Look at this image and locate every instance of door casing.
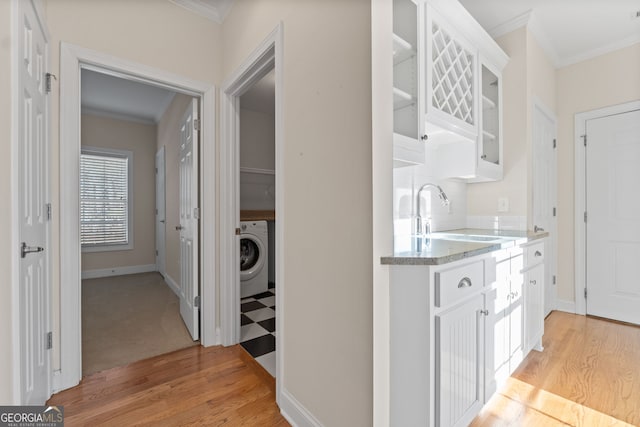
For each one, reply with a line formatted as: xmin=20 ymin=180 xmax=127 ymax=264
xmin=574 ymin=100 xmax=640 ymax=315
xmin=57 ymin=43 xmax=216 ymax=393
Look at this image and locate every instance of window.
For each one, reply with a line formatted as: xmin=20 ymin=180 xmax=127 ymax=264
xmin=80 ymin=147 xmax=133 ymax=251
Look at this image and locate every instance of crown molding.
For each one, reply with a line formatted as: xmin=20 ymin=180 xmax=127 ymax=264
xmin=488 ymin=9 xmax=533 ymax=39
xmin=169 ymin=0 xmax=233 ymax=24
xmin=558 ymin=35 xmax=640 ymax=68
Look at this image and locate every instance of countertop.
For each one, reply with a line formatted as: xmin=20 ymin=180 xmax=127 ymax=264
xmin=381 ymin=228 xmax=549 ymax=266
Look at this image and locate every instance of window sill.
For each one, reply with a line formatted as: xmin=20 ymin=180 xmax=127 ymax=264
xmin=82 ymin=243 xmax=133 ymax=253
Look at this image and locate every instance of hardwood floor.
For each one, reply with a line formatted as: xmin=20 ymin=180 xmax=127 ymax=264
xmin=472 ymin=311 xmax=640 ymax=426
xmin=47 ymin=345 xmax=289 ymax=426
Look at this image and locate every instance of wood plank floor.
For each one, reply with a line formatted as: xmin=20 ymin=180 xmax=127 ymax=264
xmin=472 ymin=311 xmax=640 ymax=426
xmin=47 ymin=345 xmax=289 ymax=426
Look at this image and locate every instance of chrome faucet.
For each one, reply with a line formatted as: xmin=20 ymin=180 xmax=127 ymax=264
xmin=415 ymin=183 xmax=450 ymax=235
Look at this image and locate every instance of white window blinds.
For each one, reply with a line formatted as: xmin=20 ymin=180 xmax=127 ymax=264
xmin=80 ymin=150 xmax=131 ymax=247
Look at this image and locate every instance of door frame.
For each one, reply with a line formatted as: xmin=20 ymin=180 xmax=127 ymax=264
xmin=57 ymin=43 xmax=216 ymax=392
xmin=156 ymin=146 xmax=166 ymax=277
xmin=574 ymin=100 xmax=640 ymax=315
xmin=219 ymin=23 xmax=284 ymax=401
xmin=532 ymin=97 xmax=557 ymax=316
xmin=10 ymin=0 xmax=52 ymax=404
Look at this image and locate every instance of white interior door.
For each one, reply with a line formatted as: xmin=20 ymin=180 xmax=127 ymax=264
xmin=178 ymin=99 xmax=199 ymax=340
xmin=532 ymin=104 xmax=557 ymax=317
xmin=18 ymin=0 xmax=51 ymax=404
xmin=586 ymin=109 xmax=640 ymax=325
xmin=156 ymin=147 xmax=166 ymax=277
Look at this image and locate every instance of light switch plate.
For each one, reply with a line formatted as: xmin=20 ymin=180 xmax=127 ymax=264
xmin=498 ymin=197 xmax=509 ymax=212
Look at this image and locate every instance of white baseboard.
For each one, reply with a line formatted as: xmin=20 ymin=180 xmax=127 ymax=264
xmin=81 ymin=264 xmax=157 ymax=279
xmin=164 ymin=273 xmax=180 ymax=297
xmin=555 ymin=298 xmax=576 ymax=314
xmin=280 ymin=388 xmax=323 ymax=427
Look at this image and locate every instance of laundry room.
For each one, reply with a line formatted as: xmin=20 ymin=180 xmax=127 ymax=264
xmin=237 ymin=70 xmax=277 ymax=376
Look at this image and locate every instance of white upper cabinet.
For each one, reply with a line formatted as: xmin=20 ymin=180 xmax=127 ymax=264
xmin=393 ymin=0 xmax=426 ymax=168
xmin=392 ymin=0 xmax=508 ymax=180
xmin=424 ymin=4 xmax=478 ymax=142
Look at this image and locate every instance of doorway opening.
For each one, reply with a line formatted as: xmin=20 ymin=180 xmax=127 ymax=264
xmin=79 ymin=69 xmax=200 ymax=375
xmin=220 ymin=24 xmax=283 ymax=401
xmin=58 ymin=43 xmax=215 ymax=393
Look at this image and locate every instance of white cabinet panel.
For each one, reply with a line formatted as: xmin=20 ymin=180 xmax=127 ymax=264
xmin=436 ymin=294 xmax=485 ymax=427
xmin=525 ymin=264 xmax=544 ymax=353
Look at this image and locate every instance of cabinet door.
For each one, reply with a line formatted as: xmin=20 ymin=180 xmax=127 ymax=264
xmin=425 ymin=5 xmax=478 ymax=141
xmin=489 ymin=278 xmax=511 ymax=392
xmin=525 ymin=264 xmax=545 ymax=353
xmin=473 ymin=58 xmax=503 ymax=182
xmin=436 ymin=294 xmax=485 ymax=427
xmin=508 ymin=274 xmax=524 ymax=371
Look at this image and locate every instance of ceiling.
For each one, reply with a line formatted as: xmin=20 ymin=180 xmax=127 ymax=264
xmin=81 ymin=70 xmax=176 ymax=124
xmin=459 ymin=0 xmax=640 ymax=67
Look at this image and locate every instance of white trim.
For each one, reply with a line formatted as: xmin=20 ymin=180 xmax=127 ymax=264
xmin=169 ymin=0 xmax=233 ymax=24
xmin=554 ymin=299 xmax=576 ymax=314
xmin=558 ymin=36 xmax=640 ymax=68
xmin=58 ymin=43 xmax=216 ymax=393
xmin=80 ymin=264 xmax=157 ymax=280
xmin=10 ymin=0 xmax=21 ymax=404
xmin=163 ymin=273 xmax=180 ymax=297
xmin=81 ymin=106 xmax=157 ymax=125
xmin=220 ymin=22 xmax=284 ymax=405
xmin=574 ymin=100 xmax=640 ymax=317
xmin=488 ymin=9 xmax=532 ymax=39
xmin=280 ymin=388 xmax=323 ymax=427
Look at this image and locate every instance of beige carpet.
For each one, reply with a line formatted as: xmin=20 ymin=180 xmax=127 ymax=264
xmin=82 ymin=272 xmax=197 ymax=375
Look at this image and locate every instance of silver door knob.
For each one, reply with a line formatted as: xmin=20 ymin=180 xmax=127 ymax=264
xmin=175 ymin=225 xmax=184 ymax=230
xmin=21 ymin=242 xmax=44 ymax=258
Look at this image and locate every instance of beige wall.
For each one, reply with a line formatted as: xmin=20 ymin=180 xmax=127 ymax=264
xmin=223 ymin=0 xmax=373 ymax=424
xmin=45 ymin=0 xmax=222 ymax=372
xmin=556 ymin=43 xmax=640 ymax=302
xmin=80 ymin=114 xmax=157 ymax=272
xmin=157 ymin=94 xmax=194 ymax=285
xmin=0 ymin=0 xmax=14 ymax=404
xmin=239 ymin=108 xmax=275 ymax=170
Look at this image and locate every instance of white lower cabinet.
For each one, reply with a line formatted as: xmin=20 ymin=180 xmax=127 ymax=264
xmin=436 ymin=294 xmax=485 ymax=427
xmin=389 ymin=239 xmax=547 ymax=426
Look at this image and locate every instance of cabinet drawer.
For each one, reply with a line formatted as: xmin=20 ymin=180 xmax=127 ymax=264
xmin=435 ymin=260 xmax=484 ymax=308
xmin=525 ymin=241 xmax=545 ymax=266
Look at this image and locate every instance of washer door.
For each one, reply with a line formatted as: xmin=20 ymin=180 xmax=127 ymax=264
xmin=240 ymin=234 xmax=266 ymax=280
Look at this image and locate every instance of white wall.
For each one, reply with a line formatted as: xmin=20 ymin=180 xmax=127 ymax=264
xmin=556 ymin=43 xmax=640 ymax=303
xmin=81 ymin=113 xmax=157 ymax=273
xmin=44 ymin=0 xmax=222 ymax=372
xmin=239 ymin=108 xmax=275 ymax=211
xmin=223 ymin=1 xmax=373 ymax=425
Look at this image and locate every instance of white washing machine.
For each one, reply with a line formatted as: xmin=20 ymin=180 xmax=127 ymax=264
xmin=240 ymin=220 xmax=269 ymax=298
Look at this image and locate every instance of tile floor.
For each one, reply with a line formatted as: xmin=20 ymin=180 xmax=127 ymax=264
xmin=240 ymin=284 xmax=276 ymax=376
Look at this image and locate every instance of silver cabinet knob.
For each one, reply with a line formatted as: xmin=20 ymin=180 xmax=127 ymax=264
xmin=176 ymin=225 xmax=184 ymax=230
xmin=534 ymin=250 xmax=542 ymax=257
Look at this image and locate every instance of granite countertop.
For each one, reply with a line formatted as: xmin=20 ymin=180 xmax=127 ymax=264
xmin=381 ymin=228 xmax=549 ymax=266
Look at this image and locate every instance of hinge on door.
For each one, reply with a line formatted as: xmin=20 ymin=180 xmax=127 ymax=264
xmin=155 ymin=250 xmax=158 ymax=256
xmin=552 ymin=207 xmax=556 ymax=217
xmin=46 ymin=203 xmax=52 ymax=221
xmin=194 ymin=295 xmax=201 ymax=308
xmin=193 ymin=208 xmax=200 ymax=219
xmin=584 ymin=211 xmax=587 ymax=223
xmin=235 ymin=228 xmax=241 ymax=236
xmin=46 ymin=332 xmax=52 ymax=350
xmin=553 ymin=275 xmax=556 ymax=285
xmin=553 ymin=138 xmax=557 ymax=149
xmin=584 ymin=288 xmax=588 ymax=299
xmin=45 ymin=73 xmax=57 ymax=94
xmin=581 ymin=134 xmax=587 ymax=146
xmin=193 ymin=119 xmax=201 ymax=131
